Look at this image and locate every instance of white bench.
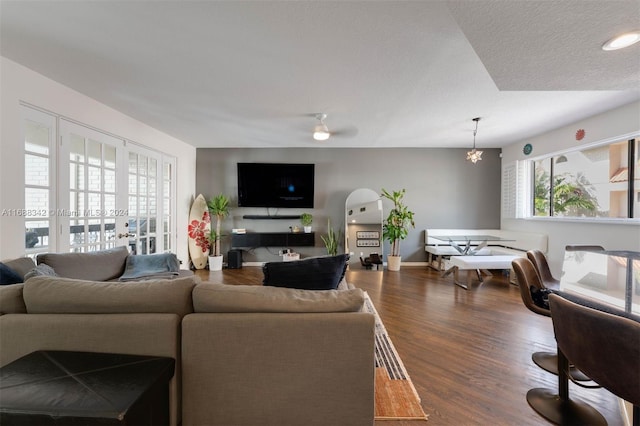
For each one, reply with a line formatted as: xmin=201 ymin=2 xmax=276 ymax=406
xmin=443 ymin=255 xmax=519 ymax=289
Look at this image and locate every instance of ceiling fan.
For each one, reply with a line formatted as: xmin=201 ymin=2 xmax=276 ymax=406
xmin=311 ymin=113 xmax=357 ymax=141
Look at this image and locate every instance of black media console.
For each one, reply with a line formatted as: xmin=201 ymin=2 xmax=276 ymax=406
xmin=231 ymin=232 xmax=314 ymax=248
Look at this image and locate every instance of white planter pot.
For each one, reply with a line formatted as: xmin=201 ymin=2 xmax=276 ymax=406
xmin=208 ymin=255 xmax=223 ymax=271
xmin=387 ymin=255 xmax=402 ymax=271
xmin=304 ymin=226 xmax=312 ymax=233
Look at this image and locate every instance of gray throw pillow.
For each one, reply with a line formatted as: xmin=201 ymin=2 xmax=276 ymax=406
xmin=24 ymin=264 xmax=58 ymax=281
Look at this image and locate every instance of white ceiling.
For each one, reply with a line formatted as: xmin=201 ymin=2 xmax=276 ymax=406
xmin=1 ymin=0 xmax=639 ymax=149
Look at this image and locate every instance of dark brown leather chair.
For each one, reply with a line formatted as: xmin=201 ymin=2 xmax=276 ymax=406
xmin=549 ymin=294 xmax=640 ymax=425
xmin=526 ymin=250 xmax=560 ymax=291
xmin=512 ymin=258 xmax=589 ymax=376
xmin=512 ymin=258 xmax=557 ymax=375
xmin=564 ymin=245 xmax=605 ymax=252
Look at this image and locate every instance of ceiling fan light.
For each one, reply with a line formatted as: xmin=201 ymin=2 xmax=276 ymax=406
xmin=313 ymin=123 xmax=330 ymax=141
xmin=602 ymin=31 xmax=640 ymax=50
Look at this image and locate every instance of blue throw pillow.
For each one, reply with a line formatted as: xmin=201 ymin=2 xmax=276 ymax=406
xmin=263 ymin=254 xmax=349 ymax=290
xmin=0 ymin=262 xmax=23 ymax=285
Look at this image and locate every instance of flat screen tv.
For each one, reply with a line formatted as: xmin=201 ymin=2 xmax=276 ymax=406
xmin=237 ymin=163 xmax=315 ymax=208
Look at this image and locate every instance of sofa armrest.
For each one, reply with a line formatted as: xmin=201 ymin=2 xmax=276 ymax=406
xmin=182 ymin=312 xmax=375 ymax=426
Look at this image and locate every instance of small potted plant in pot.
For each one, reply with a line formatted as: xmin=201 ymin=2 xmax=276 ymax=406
xmin=207 ymin=194 xmax=230 ymax=271
xmin=300 ymin=213 xmax=313 ymax=233
xmin=381 ymin=188 xmax=415 ymax=271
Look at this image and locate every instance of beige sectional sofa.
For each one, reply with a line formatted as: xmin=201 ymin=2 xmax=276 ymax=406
xmin=0 ymin=264 xmax=375 ymax=425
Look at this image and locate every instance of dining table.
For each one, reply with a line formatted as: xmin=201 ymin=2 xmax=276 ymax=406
xmin=429 ymin=234 xmax=514 ymax=255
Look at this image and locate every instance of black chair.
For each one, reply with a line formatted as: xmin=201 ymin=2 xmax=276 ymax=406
xmin=549 ymin=294 xmax=640 ymax=426
xmin=368 ymin=253 xmax=383 ymax=270
xmin=526 ymin=250 xmax=560 ymax=291
xmin=360 ymin=257 xmax=373 ymax=270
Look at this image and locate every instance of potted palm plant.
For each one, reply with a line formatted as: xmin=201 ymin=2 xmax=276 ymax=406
xmin=300 ymin=213 xmax=313 ymax=233
xmin=207 ymin=194 xmax=230 ymax=271
xmin=381 ymin=188 xmax=415 ymax=271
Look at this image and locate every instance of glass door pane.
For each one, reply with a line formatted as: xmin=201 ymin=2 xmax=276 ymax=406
xmin=23 ymin=106 xmax=56 ymax=255
xmin=60 ymin=120 xmax=126 ymax=253
xmin=127 ymin=147 xmax=162 ymax=254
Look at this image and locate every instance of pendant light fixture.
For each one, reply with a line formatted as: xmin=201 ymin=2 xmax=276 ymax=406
xmin=466 ymin=117 xmax=483 ymax=164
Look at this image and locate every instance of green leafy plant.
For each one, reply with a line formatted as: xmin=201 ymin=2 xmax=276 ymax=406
xmin=300 ymin=213 xmax=313 ymax=226
xmin=381 ymin=188 xmax=415 ymax=257
xmin=321 ymin=218 xmax=341 ymax=256
xmin=534 ymin=170 xmax=597 ymax=217
xmin=207 ymin=194 xmax=230 ymax=256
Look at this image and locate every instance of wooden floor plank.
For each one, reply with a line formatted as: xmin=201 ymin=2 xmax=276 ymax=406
xmin=195 ymin=265 xmax=624 ymax=426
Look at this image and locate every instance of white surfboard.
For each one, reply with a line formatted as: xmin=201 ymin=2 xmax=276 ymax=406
xmin=188 ymin=194 xmax=211 ymax=270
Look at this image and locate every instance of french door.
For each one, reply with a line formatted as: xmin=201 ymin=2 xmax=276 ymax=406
xmin=59 ymin=120 xmax=128 ymax=252
xmin=23 ymin=105 xmax=176 ymax=255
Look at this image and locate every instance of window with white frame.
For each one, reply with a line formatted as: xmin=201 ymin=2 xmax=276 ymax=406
xmin=531 ymin=138 xmax=638 ymax=219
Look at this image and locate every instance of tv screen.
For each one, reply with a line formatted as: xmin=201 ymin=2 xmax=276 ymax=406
xmin=237 ymin=163 xmax=315 ymax=208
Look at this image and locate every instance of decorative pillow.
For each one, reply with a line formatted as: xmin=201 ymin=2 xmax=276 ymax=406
xmin=24 ymin=264 xmax=58 ymax=281
xmin=0 ymin=263 xmax=23 ymax=285
xmin=1 ymin=257 xmax=36 ymax=279
xmin=263 ymin=254 xmax=349 ymax=290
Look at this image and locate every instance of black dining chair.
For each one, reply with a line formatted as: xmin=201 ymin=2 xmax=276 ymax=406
xmin=549 ymin=294 xmax=640 ymax=425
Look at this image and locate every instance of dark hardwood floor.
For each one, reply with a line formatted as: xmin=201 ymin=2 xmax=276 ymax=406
xmin=195 ymin=266 xmax=624 ymax=426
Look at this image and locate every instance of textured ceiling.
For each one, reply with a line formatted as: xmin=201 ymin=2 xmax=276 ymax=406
xmin=1 ymin=0 xmax=639 ymax=149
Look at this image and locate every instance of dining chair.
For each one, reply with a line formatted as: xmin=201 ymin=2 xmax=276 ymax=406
xmin=549 ymin=294 xmax=640 ymax=425
xmin=564 ymin=245 xmax=605 ymax=252
xmin=511 ymin=258 xmax=589 ymax=377
xmin=368 ymin=253 xmax=383 ymax=270
xmin=526 ymin=250 xmax=560 ymax=291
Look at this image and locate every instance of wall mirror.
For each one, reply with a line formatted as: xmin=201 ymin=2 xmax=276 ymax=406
xmin=345 ymin=188 xmax=383 ymax=269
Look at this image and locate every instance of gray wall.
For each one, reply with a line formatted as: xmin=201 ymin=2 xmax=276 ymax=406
xmin=195 ymin=147 xmax=502 ymax=263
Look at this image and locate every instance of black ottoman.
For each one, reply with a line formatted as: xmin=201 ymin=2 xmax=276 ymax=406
xmin=0 ymin=350 xmax=175 ymax=425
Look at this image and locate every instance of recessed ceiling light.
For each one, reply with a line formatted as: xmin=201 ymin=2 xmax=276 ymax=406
xmin=602 ymin=30 xmax=640 ymax=51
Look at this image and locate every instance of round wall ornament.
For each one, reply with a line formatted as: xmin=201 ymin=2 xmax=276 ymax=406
xmin=576 ymin=129 xmax=585 ymax=141
xmin=523 ymin=143 xmax=533 ymax=155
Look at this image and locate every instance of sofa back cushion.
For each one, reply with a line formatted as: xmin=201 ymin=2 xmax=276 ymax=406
xmin=262 ymin=254 xmax=349 ymax=290
xmin=193 ymin=283 xmax=364 ymax=313
xmin=23 ymin=275 xmax=197 ymax=317
xmin=37 ymin=246 xmax=129 ymax=281
xmin=0 ymin=283 xmax=27 ymax=314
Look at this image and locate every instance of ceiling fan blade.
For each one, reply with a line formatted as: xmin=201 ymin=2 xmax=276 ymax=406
xmin=329 ymin=125 xmax=359 ymax=138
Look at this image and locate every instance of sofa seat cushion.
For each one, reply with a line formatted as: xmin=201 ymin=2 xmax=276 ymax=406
xmin=37 ymin=246 xmax=129 ymax=281
xmin=262 ymin=254 xmax=349 ymax=290
xmin=23 ymin=275 xmax=197 ymax=317
xmin=193 ymin=283 xmax=365 ymax=313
